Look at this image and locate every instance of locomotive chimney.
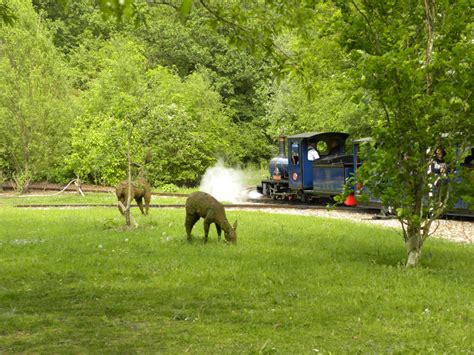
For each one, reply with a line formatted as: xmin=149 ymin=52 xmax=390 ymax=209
xmin=277 ymin=135 xmax=286 ymax=157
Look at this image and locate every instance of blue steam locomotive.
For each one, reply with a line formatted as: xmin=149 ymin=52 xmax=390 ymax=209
xmin=257 ymin=132 xmax=360 ymax=202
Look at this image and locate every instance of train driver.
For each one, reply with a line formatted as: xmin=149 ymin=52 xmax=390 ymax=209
xmin=308 ymin=143 xmax=320 ymax=161
xmin=328 ymin=140 xmax=340 ymax=155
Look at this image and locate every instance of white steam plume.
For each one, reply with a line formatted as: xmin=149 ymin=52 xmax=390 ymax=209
xmin=199 ymin=160 xmax=249 ymax=203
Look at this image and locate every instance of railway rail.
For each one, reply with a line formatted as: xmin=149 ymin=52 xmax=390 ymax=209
xmin=0 ymin=182 xmax=189 ymax=197
xmin=13 ymin=201 xmax=378 ymax=214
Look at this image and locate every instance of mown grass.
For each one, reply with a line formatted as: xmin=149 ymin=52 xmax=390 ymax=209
xmin=0 ymin=192 xmax=188 ymax=207
xmin=0 ymin=197 xmax=473 ymax=353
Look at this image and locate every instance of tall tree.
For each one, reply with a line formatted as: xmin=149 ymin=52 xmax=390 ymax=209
xmin=0 ymin=0 xmax=76 ymax=190
xmin=333 ymin=0 xmax=473 ymax=267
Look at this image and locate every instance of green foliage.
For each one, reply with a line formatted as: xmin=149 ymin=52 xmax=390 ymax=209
xmin=135 ymin=6 xmax=274 ymax=160
xmin=68 ymin=113 xmax=130 ymax=184
xmin=260 ymin=3 xmax=376 ymax=138
xmin=157 ymin=183 xmax=179 ymax=193
xmin=66 ymin=35 xmax=239 ymax=186
xmin=12 ymin=170 xmax=32 ymax=194
xmin=33 ymin=0 xmax=122 ymax=55
xmin=0 ymin=204 xmax=473 ymax=352
xmin=151 ymin=2 xmax=369 ymax=158
xmin=0 ymin=0 xmax=76 ymax=185
xmin=142 ymin=67 xmax=243 ymax=185
xmin=0 ymin=2 xmax=17 ymax=25
xmin=28 ymin=1 xmax=275 ymax=182
xmin=264 ymin=78 xmax=373 ymax=138
xmin=178 ymin=0 xmax=194 ymax=22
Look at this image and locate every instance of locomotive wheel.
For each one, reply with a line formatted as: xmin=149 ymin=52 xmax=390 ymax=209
xmin=268 ymin=185 xmax=277 ymax=199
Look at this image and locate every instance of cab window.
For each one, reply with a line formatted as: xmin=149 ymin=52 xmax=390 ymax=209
xmin=290 ymin=142 xmax=300 ymax=165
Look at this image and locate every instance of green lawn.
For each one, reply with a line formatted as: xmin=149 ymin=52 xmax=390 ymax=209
xmin=0 ymin=192 xmax=188 ymax=207
xmin=0 ymin=198 xmax=472 ymax=353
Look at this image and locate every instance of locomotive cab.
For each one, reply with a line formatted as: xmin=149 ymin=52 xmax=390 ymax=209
xmin=258 ymin=131 xmax=358 ymax=201
xmin=288 ymin=132 xmax=351 ymax=197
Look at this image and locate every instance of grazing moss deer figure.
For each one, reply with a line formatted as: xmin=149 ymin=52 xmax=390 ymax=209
xmin=185 ymin=191 xmax=237 ymax=244
xmin=115 ymin=177 xmax=151 ymax=215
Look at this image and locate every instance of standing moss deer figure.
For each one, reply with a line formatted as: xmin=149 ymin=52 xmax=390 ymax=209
xmin=185 ymin=191 xmax=237 ymax=244
xmin=115 ymin=177 xmax=151 ymax=215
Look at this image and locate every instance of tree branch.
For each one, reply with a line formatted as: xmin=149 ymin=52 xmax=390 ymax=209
xmin=197 ymin=0 xmax=293 ymax=65
xmin=144 ymin=0 xmax=178 ymax=10
xmin=349 ymin=0 xmax=381 ymax=54
xmin=423 ymin=0 xmax=436 ymax=94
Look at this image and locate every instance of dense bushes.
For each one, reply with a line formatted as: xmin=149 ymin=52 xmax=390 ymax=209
xmin=66 ymin=37 xmax=240 ymax=186
xmin=0 ymin=2 xmax=274 ymax=188
xmin=0 ymin=0 xmax=77 ymax=190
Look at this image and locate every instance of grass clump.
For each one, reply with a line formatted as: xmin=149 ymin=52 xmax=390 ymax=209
xmin=0 ymin=202 xmax=472 ymax=353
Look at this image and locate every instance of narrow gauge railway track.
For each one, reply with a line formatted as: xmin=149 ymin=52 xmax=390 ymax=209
xmin=5 ymin=185 xmax=471 ymax=220
xmin=13 ymin=201 xmax=382 ymax=217
xmin=1 ymin=184 xmax=189 ymax=197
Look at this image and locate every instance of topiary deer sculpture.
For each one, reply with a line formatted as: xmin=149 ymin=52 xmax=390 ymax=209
xmin=115 ymin=177 xmax=151 ymax=215
xmin=185 ymin=191 xmax=237 ymax=244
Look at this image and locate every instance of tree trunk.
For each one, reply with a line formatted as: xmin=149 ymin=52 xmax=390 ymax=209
xmin=118 ymin=200 xmax=137 ymax=228
xmin=125 ymin=206 xmax=131 ymax=227
xmin=125 ymin=130 xmax=133 ymax=227
xmin=405 ymin=225 xmax=423 ymax=268
xmin=121 ymin=126 xmax=137 ymax=228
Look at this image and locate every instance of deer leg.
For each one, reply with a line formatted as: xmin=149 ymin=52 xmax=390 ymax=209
xmin=215 ymin=224 xmax=222 ymax=242
xmin=144 ymin=191 xmax=151 ymax=215
xmin=185 ymin=213 xmax=200 ymax=242
xmin=135 ymin=197 xmax=145 ymax=215
xmin=203 ymin=220 xmax=211 ymax=244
